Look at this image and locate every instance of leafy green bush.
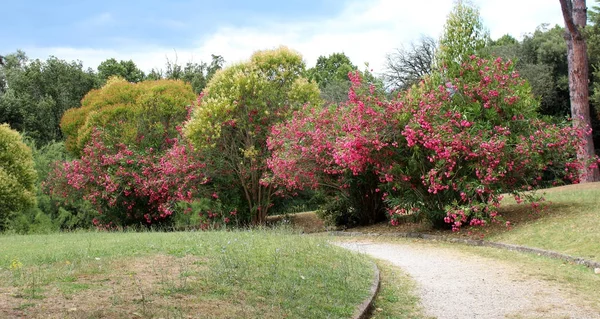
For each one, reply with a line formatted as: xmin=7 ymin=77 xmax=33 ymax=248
xmin=0 ymin=124 xmax=37 ymax=230
xmin=5 ymin=139 xmax=96 ymax=233
xmin=60 ymin=78 xmax=195 ymax=156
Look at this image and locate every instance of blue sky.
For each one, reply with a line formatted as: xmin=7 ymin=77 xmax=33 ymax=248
xmin=2 ymin=0 xmax=343 ymax=48
xmin=1 ymin=0 xmax=564 ymax=73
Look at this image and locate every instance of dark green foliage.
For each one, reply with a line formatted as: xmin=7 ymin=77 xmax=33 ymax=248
xmin=0 ymin=51 xmax=99 ymax=145
xmin=269 ymin=189 xmax=325 ymax=216
xmin=306 ymin=52 xmax=383 ymax=103
xmin=306 ymin=53 xmax=357 ymax=90
xmin=488 ymin=24 xmax=600 ymax=153
xmin=316 ymin=171 xmax=386 ymax=227
xmin=97 ymin=58 xmax=145 ymax=83
xmin=151 ymin=54 xmax=225 ymax=94
xmin=490 ymin=25 xmax=569 ymax=117
xmin=6 ymin=139 xmax=95 ymax=234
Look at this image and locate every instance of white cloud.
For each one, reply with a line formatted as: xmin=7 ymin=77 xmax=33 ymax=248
xmin=24 ymin=0 xmax=565 ymax=75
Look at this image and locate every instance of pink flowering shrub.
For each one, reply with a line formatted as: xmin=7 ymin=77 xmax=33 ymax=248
xmin=268 ymin=72 xmax=392 ymax=225
xmin=46 ymin=127 xmax=212 ymax=227
xmin=269 ymin=56 xmax=591 ymax=230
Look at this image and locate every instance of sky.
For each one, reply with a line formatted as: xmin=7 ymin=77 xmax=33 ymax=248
xmin=1 ymin=0 xmax=565 ymax=74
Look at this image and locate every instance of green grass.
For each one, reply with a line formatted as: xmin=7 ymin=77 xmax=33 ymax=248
xmin=370 ymin=260 xmax=430 ymax=319
xmin=0 ymin=228 xmax=375 ymax=318
xmin=486 ymin=183 xmax=600 ymax=260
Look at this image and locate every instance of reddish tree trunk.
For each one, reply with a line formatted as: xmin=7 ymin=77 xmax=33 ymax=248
xmin=560 ymin=0 xmax=599 ymax=182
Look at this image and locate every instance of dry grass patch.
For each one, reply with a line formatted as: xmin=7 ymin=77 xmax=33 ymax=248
xmin=267 ymin=211 xmax=326 ymax=233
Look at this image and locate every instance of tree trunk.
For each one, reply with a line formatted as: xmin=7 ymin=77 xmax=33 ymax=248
xmin=560 ymin=0 xmax=600 ymax=182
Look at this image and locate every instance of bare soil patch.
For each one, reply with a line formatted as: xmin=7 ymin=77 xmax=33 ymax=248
xmin=0 ymin=254 xmax=275 ymax=319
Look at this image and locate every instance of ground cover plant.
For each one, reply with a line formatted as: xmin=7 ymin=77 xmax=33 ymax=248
xmin=369 ymin=260 xmax=429 ymax=319
xmin=0 ymin=229 xmax=374 ymax=319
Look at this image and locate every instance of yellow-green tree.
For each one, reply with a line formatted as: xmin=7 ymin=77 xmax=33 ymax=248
xmin=437 ymin=0 xmax=489 ymax=74
xmin=0 ymin=123 xmax=37 ymax=230
xmin=60 ymin=77 xmax=196 ymax=155
xmin=184 ymin=46 xmax=321 ymax=224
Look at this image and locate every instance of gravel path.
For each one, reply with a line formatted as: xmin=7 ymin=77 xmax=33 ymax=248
xmin=336 ymin=240 xmax=599 ymax=319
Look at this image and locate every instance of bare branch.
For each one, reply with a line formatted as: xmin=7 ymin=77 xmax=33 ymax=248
xmin=383 ymin=35 xmax=436 ymax=91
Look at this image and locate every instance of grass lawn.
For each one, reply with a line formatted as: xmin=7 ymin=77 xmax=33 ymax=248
xmin=0 ymin=229 xmax=374 ymax=318
xmin=369 ymin=260 xmax=431 ymax=319
xmin=487 ymin=182 xmax=600 ymax=260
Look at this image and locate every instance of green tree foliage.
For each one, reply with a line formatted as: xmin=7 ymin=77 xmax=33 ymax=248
xmin=146 ymin=55 xmax=225 ymax=94
xmin=489 ymin=25 xmax=570 ymax=117
xmin=184 ymin=46 xmax=321 ymax=224
xmin=306 ymin=53 xmax=356 ymax=89
xmin=437 ymin=0 xmax=489 ymax=73
xmin=7 ymin=140 xmax=96 ymax=233
xmin=164 ymin=55 xmax=225 ymax=94
xmin=0 ymin=124 xmax=37 ymax=230
xmin=586 ymin=3 xmax=600 ymax=111
xmin=97 ymin=58 xmax=145 ymax=83
xmin=0 ymin=51 xmax=98 ymax=145
xmin=61 ymin=77 xmax=196 ymax=156
xmin=488 ymin=23 xmax=600 ymax=154
xmin=306 ymin=52 xmax=382 ymax=103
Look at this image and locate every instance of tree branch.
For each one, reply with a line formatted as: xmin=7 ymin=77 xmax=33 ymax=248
xmin=560 ymin=0 xmax=581 ymax=38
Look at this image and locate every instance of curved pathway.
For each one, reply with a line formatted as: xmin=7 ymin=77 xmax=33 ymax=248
xmin=336 ymin=240 xmax=599 ymax=319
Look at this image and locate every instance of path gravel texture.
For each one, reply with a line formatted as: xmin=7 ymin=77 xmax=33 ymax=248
xmin=336 ymin=240 xmax=599 ymax=319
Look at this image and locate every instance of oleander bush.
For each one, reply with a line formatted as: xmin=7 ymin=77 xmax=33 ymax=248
xmin=269 ymin=56 xmax=592 ymax=229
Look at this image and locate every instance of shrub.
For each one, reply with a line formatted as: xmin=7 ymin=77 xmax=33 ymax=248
xmin=7 ymin=140 xmax=96 ymax=233
xmin=47 ymin=130 xmax=209 ymax=227
xmin=184 ymin=47 xmax=321 ymax=224
xmin=384 ymin=56 xmax=588 ymax=230
xmin=0 ymin=124 xmax=37 ymax=230
xmin=50 ymin=79 xmax=200 ymax=227
xmin=269 ymin=57 xmax=591 ymax=230
xmin=268 ymin=72 xmax=390 ymax=226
